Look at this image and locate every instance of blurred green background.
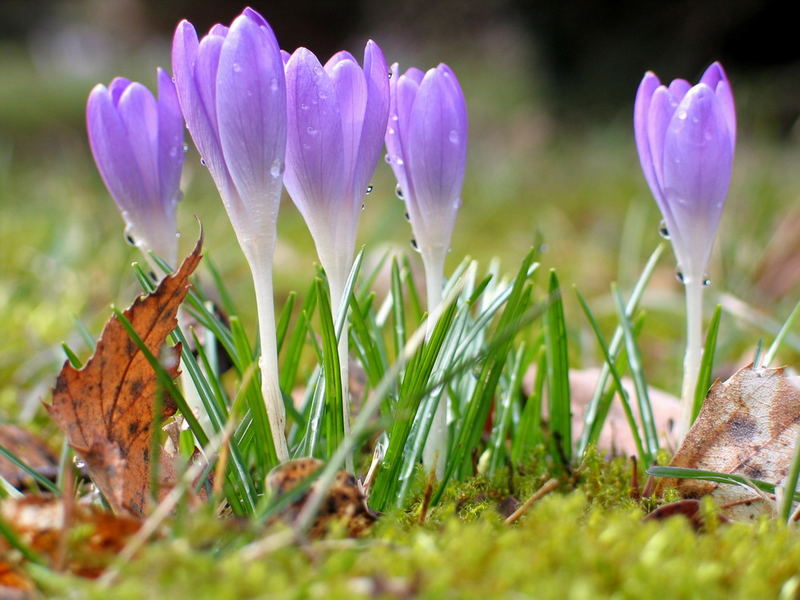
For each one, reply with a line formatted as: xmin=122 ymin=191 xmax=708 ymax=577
xmin=2 ymin=0 xmax=800 ymax=421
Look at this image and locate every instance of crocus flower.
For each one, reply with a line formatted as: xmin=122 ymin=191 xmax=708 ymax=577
xmin=172 ymin=8 xmax=289 ymax=460
xmin=634 ymin=61 xmax=735 ymax=439
xmin=283 ymin=41 xmax=389 ymax=312
xmin=385 ymin=62 xmax=468 ymax=476
xmin=634 ymin=61 xmax=735 ymax=286
xmin=87 ymin=69 xmax=184 ymax=266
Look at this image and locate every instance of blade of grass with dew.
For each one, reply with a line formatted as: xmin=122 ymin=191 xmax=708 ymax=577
xmin=611 ymin=284 xmax=659 ymax=460
xmin=575 ymin=288 xmax=647 ymax=462
xmin=369 ymin=299 xmax=460 ymax=510
xmin=763 ymin=297 xmax=800 ymax=368
xmin=692 ymin=304 xmax=722 ymax=423
xmin=487 ymin=343 xmax=527 ymax=476
xmin=779 ymin=429 xmax=800 ymax=522
xmin=576 ymin=243 xmax=664 ymax=457
xmin=0 ymin=446 xmax=60 ymax=495
xmin=646 ymin=465 xmax=800 ymax=501
xmin=434 ymin=249 xmax=536 ymax=503
xmin=390 ymin=257 xmax=407 ymax=361
xmin=315 ymin=276 xmax=344 ymax=459
xmin=544 ymin=270 xmax=571 ymax=466
xmin=511 ymin=345 xmax=545 ymax=465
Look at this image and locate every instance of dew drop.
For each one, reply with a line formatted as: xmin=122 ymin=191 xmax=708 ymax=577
xmin=388 ymin=127 xmax=395 ymax=135
xmin=658 ymin=220 xmax=670 ymax=239
xmin=124 ymin=231 xmax=137 ymax=246
xmin=232 ymin=62 xmax=242 ymax=73
xmin=361 ymin=203 xmax=366 ymax=211
xmin=677 ymin=110 xmax=687 ymax=120
xmin=270 ymin=77 xmax=279 ymax=92
xmin=200 ymin=158 xmax=206 ymax=166
xmin=703 ymin=277 xmax=712 ymax=287
xmin=395 ymin=157 xmax=404 ymax=166
xmin=395 ymin=184 xmax=404 ymax=200
xmin=404 ymin=212 xmax=410 ymax=221
xmin=675 ymin=269 xmax=685 ymax=284
xmin=307 ymin=126 xmax=318 ymax=136
xmin=410 ymin=239 xmax=419 ymax=252
xmin=384 ymin=154 xmax=392 ymax=164
xmin=169 ymin=146 xmax=179 ymax=158
xmin=149 ymin=271 xmax=158 ymax=283
xmin=387 ymin=70 xmax=392 ymax=79
xmin=73 ymin=456 xmax=86 ymax=469
xmin=300 ymin=103 xmax=309 ymax=110
xmin=391 ymin=114 xmax=399 ymax=122
xmin=448 ymin=130 xmax=459 ymax=144
xmin=182 ymin=143 xmax=190 ymax=153
xmin=318 ymin=90 xmax=328 ymax=99
xmin=365 ymin=185 xmax=373 ymax=194
xmin=270 ymin=158 xmax=284 ymax=178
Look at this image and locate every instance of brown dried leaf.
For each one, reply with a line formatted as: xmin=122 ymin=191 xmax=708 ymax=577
xmin=266 ymin=458 xmax=377 ymax=538
xmin=0 ymin=425 xmax=58 ymax=489
xmin=46 ymin=238 xmax=202 ymax=517
xmin=0 ymin=496 xmax=140 ymax=578
xmin=663 ymin=364 xmax=800 ymax=520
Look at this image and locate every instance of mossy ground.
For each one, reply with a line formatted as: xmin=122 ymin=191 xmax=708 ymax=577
xmin=22 ymin=453 xmax=800 ymax=599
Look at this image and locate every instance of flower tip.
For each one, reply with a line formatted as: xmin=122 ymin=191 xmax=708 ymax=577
xmin=242 ymin=6 xmax=268 ymax=26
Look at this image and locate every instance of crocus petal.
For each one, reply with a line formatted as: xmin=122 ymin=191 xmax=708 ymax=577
xmin=117 ymin=83 xmax=160 ymax=210
xmin=284 ymin=47 xmax=345 ymax=222
xmin=662 ymin=84 xmax=733 ymax=276
xmin=352 ymin=40 xmax=390 ymax=200
xmin=156 ymin=68 xmax=184 ymax=212
xmin=668 ymin=79 xmax=691 ymax=101
xmin=216 ymin=12 xmax=286 ymax=218
xmin=404 ymin=66 xmax=466 ymax=252
xmin=327 ymin=56 xmax=367 ymax=197
xmin=633 ymin=72 xmax=660 ymax=199
xmin=702 ymin=62 xmax=736 ymax=146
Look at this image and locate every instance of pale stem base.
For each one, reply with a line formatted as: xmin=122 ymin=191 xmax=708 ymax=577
xmin=421 ymin=249 xmax=447 ymax=479
xmin=678 ymin=276 xmax=704 ymax=441
xmin=249 ymin=257 xmax=289 ymax=461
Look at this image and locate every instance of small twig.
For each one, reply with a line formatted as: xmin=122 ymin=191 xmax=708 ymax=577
xmin=505 ymin=478 xmax=559 ymax=525
xmin=361 ymin=441 xmax=385 ymax=497
xmin=630 ymin=456 xmax=640 ymax=500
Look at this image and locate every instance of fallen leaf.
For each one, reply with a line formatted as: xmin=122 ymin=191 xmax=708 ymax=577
xmin=0 ymin=425 xmax=58 ymax=489
xmin=0 ymin=496 xmax=140 ymax=578
xmin=266 ymin=458 xmax=377 ymax=538
xmin=662 ymin=364 xmax=800 ymax=520
xmin=0 ymin=560 xmax=34 ymax=599
xmin=46 ymin=237 xmax=202 ymax=517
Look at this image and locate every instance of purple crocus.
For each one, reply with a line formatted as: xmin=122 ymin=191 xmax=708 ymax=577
xmin=172 ymin=8 xmax=289 ymax=460
xmin=634 ymin=61 xmax=735 ymax=285
xmin=87 ymin=69 xmax=184 ymax=266
xmin=386 ymin=63 xmax=467 ymax=311
xmin=283 ymin=41 xmax=389 ymax=314
xmin=385 ymin=62 xmax=468 ymax=476
xmin=634 ymin=61 xmax=736 ymax=438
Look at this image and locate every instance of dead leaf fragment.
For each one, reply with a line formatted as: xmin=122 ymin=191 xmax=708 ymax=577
xmin=0 ymin=496 xmax=140 ymax=578
xmin=266 ymin=458 xmax=377 ymax=538
xmin=0 ymin=425 xmax=58 ymax=489
xmin=663 ymin=364 xmax=800 ymax=520
xmin=47 ymin=238 xmax=202 ymax=517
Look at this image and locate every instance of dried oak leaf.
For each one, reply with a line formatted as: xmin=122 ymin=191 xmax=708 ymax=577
xmin=662 ymin=363 xmax=800 ymax=520
xmin=0 ymin=425 xmax=58 ymax=489
xmin=266 ymin=458 xmax=377 ymax=538
xmin=0 ymin=496 xmax=141 ymax=579
xmin=46 ymin=238 xmax=202 ymax=518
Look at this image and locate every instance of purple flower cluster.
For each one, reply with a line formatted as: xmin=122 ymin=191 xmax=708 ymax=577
xmin=86 ymin=7 xmax=468 ymax=460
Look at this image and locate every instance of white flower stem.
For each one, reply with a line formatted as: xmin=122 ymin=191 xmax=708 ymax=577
xmin=328 ymin=272 xmax=353 ymax=474
xmin=421 ymin=249 xmax=447 ymax=478
xmin=248 ymin=254 xmax=289 ymax=462
xmin=678 ymin=275 xmax=704 ymax=441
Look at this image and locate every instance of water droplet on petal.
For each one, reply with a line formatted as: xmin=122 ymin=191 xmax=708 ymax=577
xmin=270 ymin=77 xmax=279 ymax=92
xmin=404 ymin=212 xmax=410 ymax=222
xmin=395 ymin=157 xmax=404 ymax=166
xmin=270 ymin=158 xmax=284 ymax=178
xmin=124 ymin=231 xmax=136 ymax=246
xmin=387 ymin=70 xmax=392 ymax=79
xmin=361 ymin=203 xmax=366 ymax=211
xmin=200 ymin=158 xmax=206 ymax=166
xmin=448 ymin=130 xmax=459 ymax=144
xmin=677 ymin=110 xmax=687 ymax=120
xmin=703 ymin=277 xmax=712 ymax=287
xmin=658 ymin=220 xmax=670 ymax=239
xmin=365 ymin=185 xmax=373 ymax=194
xmin=410 ymin=239 xmax=419 ymax=252
xmin=388 ymin=127 xmax=395 ymax=135
xmin=232 ymin=63 xmax=242 ymax=73
xmin=391 ymin=114 xmax=399 ymax=122
xmin=182 ymin=143 xmax=190 ymax=153
xmin=384 ymin=154 xmax=392 ymax=164
xmin=307 ymin=126 xmax=318 ymax=136
xmin=395 ymin=184 xmax=404 ymax=200
xmin=675 ymin=269 xmax=685 ymax=284
xmin=300 ymin=103 xmax=309 ymax=110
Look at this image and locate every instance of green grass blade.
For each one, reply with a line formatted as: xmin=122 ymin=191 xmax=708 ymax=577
xmin=315 ymin=276 xmax=344 ymax=458
xmin=390 ymin=257 xmax=407 ymax=360
xmin=780 ymin=430 xmax=800 ymax=522
xmin=763 ymin=297 xmax=800 ymax=368
xmin=276 ymin=291 xmax=296 ymax=354
xmin=692 ymin=304 xmax=722 ymax=423
xmin=280 ymin=280 xmax=318 ymax=393
xmin=544 ymin=270 xmax=571 ymax=466
xmin=577 ymin=243 xmax=664 ymax=457
xmin=487 ymin=343 xmax=526 ymax=475
xmin=647 ymin=465 xmax=798 ymax=500
xmin=61 ymin=342 xmax=82 ymax=368
xmin=0 ymin=446 xmax=60 ymax=494
xmin=511 ymin=345 xmax=545 ymax=465
xmin=575 ymin=288 xmax=647 ymax=462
